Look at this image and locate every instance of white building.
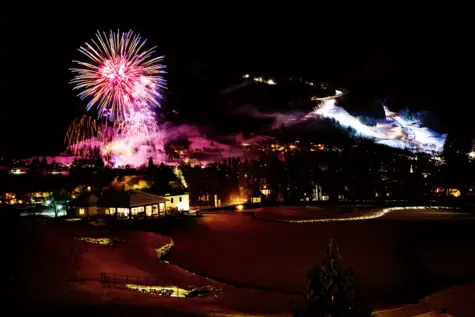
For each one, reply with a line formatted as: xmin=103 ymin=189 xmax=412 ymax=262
xmin=68 ymin=192 xmax=100 ymax=217
xmin=164 ymin=191 xmax=190 ymax=211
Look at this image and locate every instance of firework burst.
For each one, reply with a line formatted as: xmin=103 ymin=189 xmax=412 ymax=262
xmin=70 ymin=30 xmax=166 ymax=120
xmin=67 ymin=30 xmax=167 ymax=166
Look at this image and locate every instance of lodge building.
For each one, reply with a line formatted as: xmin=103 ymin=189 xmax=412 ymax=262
xmin=68 ymin=189 xmax=190 ymax=218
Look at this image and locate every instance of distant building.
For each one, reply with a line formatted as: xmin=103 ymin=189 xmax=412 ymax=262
xmin=148 ymin=179 xmax=190 ymax=211
xmin=68 ymin=192 xmax=100 ymax=217
xmin=0 ymin=175 xmax=67 ymax=205
xmin=249 ymin=188 xmax=262 ymax=204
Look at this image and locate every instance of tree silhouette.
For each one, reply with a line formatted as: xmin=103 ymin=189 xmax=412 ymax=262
xmin=294 ymin=240 xmax=373 ymax=317
xmin=51 ymin=189 xmax=70 ymax=218
xmin=442 ymin=131 xmax=471 ymax=196
xmin=147 ymin=156 xmax=155 ymax=171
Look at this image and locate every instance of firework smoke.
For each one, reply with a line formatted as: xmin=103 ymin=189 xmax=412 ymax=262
xmin=65 ymin=115 xmax=100 ymax=156
xmin=234 ymin=105 xmax=308 ymax=129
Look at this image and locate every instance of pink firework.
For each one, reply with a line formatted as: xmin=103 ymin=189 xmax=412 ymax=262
xmin=68 ymin=30 xmax=167 ymax=166
xmin=70 ymin=30 xmax=166 ymax=120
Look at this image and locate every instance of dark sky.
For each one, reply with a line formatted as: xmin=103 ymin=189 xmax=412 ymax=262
xmin=1 ymin=4 xmax=473 ymax=157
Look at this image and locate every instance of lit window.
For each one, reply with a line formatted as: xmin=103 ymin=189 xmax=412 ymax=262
xmin=118 ymin=208 xmax=129 ymax=217
xmin=152 ymin=204 xmax=158 ymax=216
xmin=79 ymin=208 xmax=85 ymax=215
xmin=146 ymin=205 xmax=152 ymax=216
xmin=109 ymin=208 xmax=116 ymax=215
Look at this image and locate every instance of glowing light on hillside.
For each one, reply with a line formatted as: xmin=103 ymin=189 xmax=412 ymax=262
xmin=313 ymin=98 xmax=447 ymax=153
xmin=255 ymin=206 xmax=459 ymax=223
xmin=173 ymin=166 xmax=187 ymax=188
xmin=242 ymin=74 xmax=277 ymax=86
xmin=9 ymin=168 xmax=26 ymax=175
xmin=125 ymin=284 xmax=190 ymax=297
xmin=75 ymin=237 xmax=112 ymax=245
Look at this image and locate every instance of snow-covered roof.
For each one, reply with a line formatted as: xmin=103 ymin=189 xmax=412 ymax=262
xmin=68 ymin=193 xmax=100 ymax=207
xmin=97 ymin=190 xmax=168 ymax=208
xmin=130 ymin=191 xmax=168 ymax=207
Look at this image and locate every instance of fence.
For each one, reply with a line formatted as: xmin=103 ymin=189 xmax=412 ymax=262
xmin=99 ymin=272 xmax=185 ymax=297
xmin=100 ymin=272 xmax=159 ymax=287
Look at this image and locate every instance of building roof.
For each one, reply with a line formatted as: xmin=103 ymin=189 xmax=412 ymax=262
xmin=131 ymin=191 xmax=169 ymax=206
xmin=97 ymin=190 xmax=168 ymax=208
xmin=164 ymin=189 xmax=189 ymax=196
xmin=68 ymin=192 xmax=100 ymax=207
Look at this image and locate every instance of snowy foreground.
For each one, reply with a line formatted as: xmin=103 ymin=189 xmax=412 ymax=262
xmin=20 ymin=207 xmax=67 ymax=217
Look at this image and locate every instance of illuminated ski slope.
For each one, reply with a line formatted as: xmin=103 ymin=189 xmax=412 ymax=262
xmin=238 ymin=74 xmax=447 ymax=153
xmin=313 ymin=94 xmax=446 ymax=153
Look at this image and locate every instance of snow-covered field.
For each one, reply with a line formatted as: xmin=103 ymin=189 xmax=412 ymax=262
xmin=15 ymin=218 xmax=299 ymax=316
xmin=169 ymin=208 xmax=475 ymax=307
xmin=13 ymin=205 xmax=475 ymax=316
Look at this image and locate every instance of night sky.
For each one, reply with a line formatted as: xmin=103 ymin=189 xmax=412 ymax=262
xmin=1 ymin=5 xmax=472 ymax=157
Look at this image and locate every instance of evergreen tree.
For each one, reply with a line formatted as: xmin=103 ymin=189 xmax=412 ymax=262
xmin=96 ymin=156 xmax=105 ymax=168
xmin=148 ymin=156 xmax=155 ymax=170
xmin=294 ymin=240 xmax=373 ymax=317
xmin=442 ymin=131 xmax=471 ymax=195
xmin=51 ymin=188 xmax=69 ymax=218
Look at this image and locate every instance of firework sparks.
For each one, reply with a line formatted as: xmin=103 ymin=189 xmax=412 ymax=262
xmin=115 ymin=108 xmax=159 ymax=140
xmin=65 ymin=115 xmax=100 ymax=156
xmin=70 ymin=30 xmax=166 ymax=120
